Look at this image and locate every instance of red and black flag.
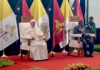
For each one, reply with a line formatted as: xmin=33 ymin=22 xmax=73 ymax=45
xmin=71 ymin=0 xmax=83 ymax=20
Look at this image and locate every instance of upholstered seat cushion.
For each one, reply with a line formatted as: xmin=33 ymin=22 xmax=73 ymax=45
xmin=20 ymin=44 xmax=30 ymax=50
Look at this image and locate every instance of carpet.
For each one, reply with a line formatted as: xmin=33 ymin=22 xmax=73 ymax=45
xmin=0 ymin=53 xmax=100 ymax=70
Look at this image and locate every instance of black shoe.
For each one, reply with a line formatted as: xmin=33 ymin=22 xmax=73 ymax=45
xmin=36 ymin=60 xmax=40 ymax=62
xmin=84 ymin=54 xmax=89 ymax=57
xmin=89 ymin=54 xmax=93 ymax=57
xmin=44 ymin=59 xmax=48 ymax=61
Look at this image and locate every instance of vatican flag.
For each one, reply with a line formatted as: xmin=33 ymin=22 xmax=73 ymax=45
xmin=30 ymin=0 xmax=50 ymax=41
xmin=0 ymin=0 xmax=19 ymax=50
xmin=60 ymin=0 xmax=73 ymax=48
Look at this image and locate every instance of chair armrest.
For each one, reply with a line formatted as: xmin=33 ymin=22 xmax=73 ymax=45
xmin=88 ymin=33 xmax=95 ymax=42
xmin=70 ymin=34 xmax=82 ymax=37
xmin=20 ymin=35 xmax=32 ymax=39
xmin=20 ymin=35 xmax=31 ymax=46
xmin=88 ymin=33 xmax=95 ymax=37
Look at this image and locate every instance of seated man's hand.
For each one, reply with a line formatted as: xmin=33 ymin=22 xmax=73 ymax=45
xmin=43 ymin=34 xmax=47 ymax=37
xmin=82 ymin=33 xmax=87 ymax=36
xmin=32 ymin=37 xmax=35 ymax=40
xmin=87 ymin=30 xmax=90 ymax=33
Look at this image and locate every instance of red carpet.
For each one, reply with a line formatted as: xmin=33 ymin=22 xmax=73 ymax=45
xmin=0 ymin=53 xmax=100 ymax=70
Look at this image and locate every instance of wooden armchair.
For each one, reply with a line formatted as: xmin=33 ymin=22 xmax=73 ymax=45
xmin=19 ymin=22 xmax=32 ymax=60
xmin=19 ymin=16 xmax=32 ymax=60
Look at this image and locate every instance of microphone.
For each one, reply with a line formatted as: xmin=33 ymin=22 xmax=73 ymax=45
xmin=59 ymin=26 xmax=74 ymax=31
xmin=66 ymin=29 xmax=73 ymax=31
xmin=59 ymin=26 xmax=65 ymax=28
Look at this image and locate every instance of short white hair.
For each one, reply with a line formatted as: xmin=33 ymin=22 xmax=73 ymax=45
xmin=30 ymin=19 xmax=35 ymax=23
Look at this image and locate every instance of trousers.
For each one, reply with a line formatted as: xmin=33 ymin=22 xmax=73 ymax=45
xmin=81 ymin=37 xmax=94 ymax=54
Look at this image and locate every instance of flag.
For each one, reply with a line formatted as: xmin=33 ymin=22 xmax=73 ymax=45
xmin=14 ymin=0 xmax=31 ymax=23
xmin=30 ymin=0 xmax=50 ymax=41
xmin=0 ymin=0 xmax=19 ymax=50
xmin=60 ymin=0 xmax=73 ymax=48
xmin=71 ymin=0 xmax=83 ymax=20
xmin=46 ymin=0 xmax=53 ymax=48
xmin=22 ymin=0 xmax=31 ymax=16
xmin=46 ymin=0 xmax=64 ymax=49
xmin=14 ymin=0 xmax=31 ymax=50
xmin=53 ymin=0 xmax=64 ymax=49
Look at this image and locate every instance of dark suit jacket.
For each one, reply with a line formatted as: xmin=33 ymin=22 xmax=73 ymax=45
xmin=73 ymin=25 xmax=90 ymax=39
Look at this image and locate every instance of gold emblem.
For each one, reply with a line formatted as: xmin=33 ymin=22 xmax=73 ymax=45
xmin=6 ymin=23 xmax=16 ymax=37
xmin=0 ymin=23 xmax=16 ymax=41
xmin=55 ymin=20 xmax=64 ymax=35
xmin=41 ymin=23 xmax=48 ymax=35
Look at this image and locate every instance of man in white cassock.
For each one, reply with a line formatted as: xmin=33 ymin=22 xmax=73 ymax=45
xmin=23 ymin=20 xmax=48 ymax=61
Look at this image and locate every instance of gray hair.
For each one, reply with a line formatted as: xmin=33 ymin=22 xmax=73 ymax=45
xmin=78 ymin=20 xmax=83 ymax=24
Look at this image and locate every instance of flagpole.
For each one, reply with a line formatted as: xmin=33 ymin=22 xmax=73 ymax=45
xmin=49 ymin=29 xmax=62 ymax=59
xmin=73 ymin=48 xmax=78 ymax=52
xmin=49 ymin=49 xmax=62 ymax=59
xmin=61 ymin=31 xmax=68 ymax=53
xmin=62 ymin=47 xmax=68 ymax=53
xmin=50 ymin=51 xmax=56 ymax=54
xmin=62 ymin=31 xmax=68 ymax=53
xmin=1 ymin=49 xmax=7 ymax=57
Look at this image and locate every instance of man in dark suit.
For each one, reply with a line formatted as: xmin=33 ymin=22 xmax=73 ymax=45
xmin=73 ymin=20 xmax=94 ymax=57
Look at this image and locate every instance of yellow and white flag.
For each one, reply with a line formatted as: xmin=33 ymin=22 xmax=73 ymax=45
xmin=0 ymin=0 xmax=19 ymax=50
xmin=30 ymin=0 xmax=50 ymax=41
xmin=60 ymin=0 xmax=73 ymax=48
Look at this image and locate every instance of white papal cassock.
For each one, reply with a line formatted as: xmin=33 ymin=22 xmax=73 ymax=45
xmin=23 ymin=25 xmax=48 ymax=60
